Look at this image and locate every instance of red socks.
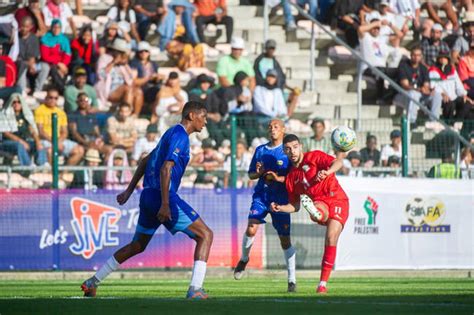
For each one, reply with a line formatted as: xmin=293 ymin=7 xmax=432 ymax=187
xmin=320 ymin=245 xmax=337 ymax=282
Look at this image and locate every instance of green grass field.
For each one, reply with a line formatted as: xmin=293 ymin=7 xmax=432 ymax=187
xmin=0 ymin=277 xmax=473 ymax=315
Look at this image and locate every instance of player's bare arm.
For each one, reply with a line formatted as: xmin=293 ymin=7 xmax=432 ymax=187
xmin=270 ymin=202 xmax=299 ymax=213
xmin=117 ymin=154 xmax=151 ymax=205
xmin=157 ymin=160 xmax=174 ymax=222
xmin=317 ymin=159 xmax=344 ymax=182
xmin=248 ymin=161 xmax=265 ymax=180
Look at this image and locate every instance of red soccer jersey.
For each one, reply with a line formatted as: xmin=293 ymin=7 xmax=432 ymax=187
xmin=286 ymin=150 xmax=348 ymax=205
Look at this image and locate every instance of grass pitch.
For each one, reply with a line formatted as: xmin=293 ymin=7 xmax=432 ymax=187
xmin=0 ymin=276 xmax=473 ymax=315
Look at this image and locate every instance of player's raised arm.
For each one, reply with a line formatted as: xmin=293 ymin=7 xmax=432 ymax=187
xmin=157 ymin=160 xmax=174 ymax=222
xmin=117 ymin=154 xmax=150 ymax=205
xmin=317 ymin=157 xmax=344 ymax=182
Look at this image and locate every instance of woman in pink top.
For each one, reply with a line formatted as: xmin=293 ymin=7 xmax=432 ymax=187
xmin=458 ymin=40 xmax=474 ymax=100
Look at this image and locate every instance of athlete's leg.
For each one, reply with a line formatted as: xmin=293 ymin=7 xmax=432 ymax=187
xmin=233 ymin=219 xmax=260 ymax=280
xmin=185 ymin=218 xmax=213 ymax=296
xmin=271 ymin=211 xmax=296 ymax=289
xmin=318 ymin=219 xmax=343 ymax=293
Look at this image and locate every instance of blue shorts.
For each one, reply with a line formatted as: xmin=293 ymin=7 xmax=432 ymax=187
xmin=248 ymin=194 xmax=291 ymax=236
xmin=136 ymin=188 xmax=200 ymax=238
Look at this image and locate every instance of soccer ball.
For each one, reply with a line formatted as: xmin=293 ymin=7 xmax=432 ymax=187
xmin=331 ymin=126 xmax=356 ymax=152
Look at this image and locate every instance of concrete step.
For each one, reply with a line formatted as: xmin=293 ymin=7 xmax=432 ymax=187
xmin=290 ymin=67 xmax=330 ymax=80
xmin=318 ymin=92 xmax=357 ymax=106
xmin=295 ymin=104 xmax=379 ymax=119
xmin=355 ymin=131 xmax=391 ymax=147
xmin=356 ymin=118 xmax=395 ymax=132
xmin=228 ymin=5 xmax=258 ymax=18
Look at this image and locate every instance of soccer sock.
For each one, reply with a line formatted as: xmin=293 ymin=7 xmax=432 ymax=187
xmin=190 ymin=260 xmax=207 ymax=289
xmin=283 ymin=246 xmax=296 ymax=283
xmin=241 ymin=233 xmax=255 ymax=263
xmin=95 ymin=256 xmax=120 ymax=283
xmin=320 ymin=245 xmax=337 ymax=285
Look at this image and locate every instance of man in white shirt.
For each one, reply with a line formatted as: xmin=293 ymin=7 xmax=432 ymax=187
xmin=381 ymin=129 xmax=402 ymax=166
xmin=131 ymin=123 xmax=159 ymax=166
xmin=42 ymin=0 xmax=76 ymax=37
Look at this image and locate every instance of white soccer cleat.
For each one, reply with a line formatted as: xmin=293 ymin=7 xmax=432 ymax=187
xmin=300 ymin=194 xmax=322 ymax=221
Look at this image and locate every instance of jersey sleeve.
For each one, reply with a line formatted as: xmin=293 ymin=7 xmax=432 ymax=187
xmin=164 ymin=130 xmax=187 ymax=164
xmin=309 ymin=150 xmax=334 ymax=170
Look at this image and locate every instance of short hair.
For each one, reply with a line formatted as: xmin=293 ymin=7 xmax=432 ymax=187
xmin=118 ymin=102 xmax=131 ymax=110
xmin=46 ymin=86 xmax=59 ymax=95
xmin=169 ymin=71 xmax=179 ymax=80
xmin=77 ymin=92 xmax=89 ymax=99
xmin=411 ymin=45 xmax=422 ymax=53
xmin=21 ymin=16 xmax=34 ymax=25
xmin=283 ymin=134 xmax=300 ymax=145
xmin=366 ymin=134 xmax=377 ymax=142
xmin=310 ymin=118 xmax=325 ymax=129
xmin=182 ymin=101 xmax=207 ymax=120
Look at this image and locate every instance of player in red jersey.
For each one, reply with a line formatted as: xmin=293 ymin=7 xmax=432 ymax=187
xmin=270 ymin=134 xmax=349 ymax=294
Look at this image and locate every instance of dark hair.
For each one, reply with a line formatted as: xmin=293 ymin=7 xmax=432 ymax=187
xmin=46 ymin=86 xmax=59 ymax=95
xmin=366 ymin=134 xmax=377 ymax=142
xmin=310 ymin=118 xmax=325 ymax=129
xmin=77 ymin=92 xmax=88 ymax=99
xmin=411 ymin=45 xmax=422 ymax=53
xmin=233 ymin=71 xmax=248 ymax=86
xmin=118 ymin=102 xmax=131 ymax=109
xmin=169 ymin=71 xmax=179 ymax=80
xmin=283 ymin=134 xmax=300 ymax=145
xmin=182 ymin=101 xmax=207 ymax=120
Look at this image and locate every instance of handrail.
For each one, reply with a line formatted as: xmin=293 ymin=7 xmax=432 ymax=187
xmin=286 ymin=1 xmax=473 ymax=149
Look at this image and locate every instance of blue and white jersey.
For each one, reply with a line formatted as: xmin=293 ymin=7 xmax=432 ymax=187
xmin=248 ymin=142 xmax=290 ymax=202
xmin=143 ymin=124 xmax=190 ymax=195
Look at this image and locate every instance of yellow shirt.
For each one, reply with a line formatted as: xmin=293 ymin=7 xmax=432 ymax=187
xmin=34 ymin=104 xmax=68 ymax=138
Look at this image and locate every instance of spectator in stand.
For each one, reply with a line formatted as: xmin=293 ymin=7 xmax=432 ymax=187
xmin=131 ymin=123 xmax=159 ymax=166
xmin=0 ymin=46 xmax=20 ymax=102
xmin=223 ymin=71 xmax=253 ymax=114
xmin=15 ymin=0 xmax=48 ymax=36
xmin=194 ymin=0 xmax=233 ymax=44
xmin=302 ymin=118 xmax=332 ymax=153
xmin=42 ymin=0 xmax=77 ymax=38
xmin=69 ymin=92 xmax=112 ymax=160
xmin=389 ymin=0 xmax=421 ymax=34
xmin=95 ymin=38 xmax=144 ymax=115
xmin=334 ymin=0 xmax=365 ymax=48
xmin=429 ymin=50 xmax=472 ymax=119
xmin=129 ymin=41 xmax=162 ymax=106
xmin=378 ymin=0 xmax=409 ymax=45
xmin=106 ymin=102 xmax=138 ymax=153
xmin=64 ymin=67 xmax=99 ymax=114
xmin=344 ymin=151 xmax=364 ymax=177
xmin=359 ymin=134 xmax=381 ymax=167
xmin=223 ymin=139 xmax=252 ymax=188
xmin=133 ymin=0 xmax=166 ymax=41
xmin=216 ymin=37 xmax=256 ymax=89
xmin=421 ymin=0 xmax=460 ymax=31
xmin=34 ymin=86 xmax=85 ymax=166
xmin=189 ymin=73 xmax=215 ymax=104
xmin=452 ymin=13 xmax=474 ymax=64
xmin=458 ymin=40 xmax=474 ymax=102
xmin=159 ymin=0 xmax=203 ymax=70
xmin=70 ymin=25 xmax=100 ymax=85
xmin=281 ymin=0 xmax=318 ymax=31
xmin=1 ymin=93 xmax=47 ymax=166
xmin=0 ymin=14 xmax=20 ymax=63
xmin=254 ymin=39 xmax=286 ymax=89
xmin=104 ymin=148 xmax=133 ymax=189
xmin=359 ymin=12 xmax=403 ymax=103
xmin=387 ymin=155 xmax=401 ymax=169
xmin=99 ymin=21 xmax=129 ymax=55
xmin=152 ymin=71 xmax=188 ymax=128
xmin=253 ymin=69 xmax=298 ymax=121
xmin=190 ymin=138 xmax=224 ymax=186
xmin=395 ymin=46 xmax=442 ymax=125
xmin=70 ymin=148 xmax=104 ymax=189
xmin=107 ymin=0 xmax=141 ymax=47
xmin=421 ymin=23 xmax=450 ymax=66
xmin=39 ymin=19 xmax=71 ymax=93
xmin=16 ymin=16 xmax=41 ymax=92
xmin=381 ymin=129 xmax=401 ymax=166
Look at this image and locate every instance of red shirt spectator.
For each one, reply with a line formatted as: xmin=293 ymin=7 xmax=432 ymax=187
xmin=0 ymin=56 xmax=17 ymax=87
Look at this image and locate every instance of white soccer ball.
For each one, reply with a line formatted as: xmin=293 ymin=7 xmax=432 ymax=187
xmin=331 ymin=126 xmax=357 ymax=152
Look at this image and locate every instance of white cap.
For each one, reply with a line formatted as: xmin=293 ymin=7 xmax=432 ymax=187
xmin=380 ymin=0 xmax=390 ymax=6
xmin=138 ymin=41 xmax=151 ymax=52
xmin=366 ymin=11 xmax=381 ymax=23
xmin=432 ymin=23 xmax=443 ymax=31
xmin=231 ymin=37 xmax=245 ymax=50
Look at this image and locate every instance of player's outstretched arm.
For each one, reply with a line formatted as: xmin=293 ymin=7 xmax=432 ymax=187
xmin=117 ymin=154 xmax=150 ymax=205
xmin=270 ymin=202 xmax=299 ymax=214
xmin=317 ymin=158 xmax=344 ymax=182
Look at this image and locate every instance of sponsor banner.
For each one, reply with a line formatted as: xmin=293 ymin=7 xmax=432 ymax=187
xmin=0 ymin=189 xmax=262 ymax=271
xmin=336 ymin=177 xmax=474 ymax=270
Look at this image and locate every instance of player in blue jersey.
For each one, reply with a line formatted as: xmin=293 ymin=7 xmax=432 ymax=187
xmin=81 ymin=101 xmax=213 ymax=299
xmin=233 ymin=119 xmax=297 ymax=292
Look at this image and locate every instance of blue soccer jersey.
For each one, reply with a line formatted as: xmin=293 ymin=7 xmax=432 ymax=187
xmin=143 ymin=124 xmax=190 ymax=194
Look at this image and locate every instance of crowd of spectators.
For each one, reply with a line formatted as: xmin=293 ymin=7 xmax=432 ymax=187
xmin=0 ymin=0 xmax=473 ymax=187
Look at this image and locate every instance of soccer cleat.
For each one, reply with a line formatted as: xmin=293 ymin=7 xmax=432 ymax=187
xmin=287 ymin=282 xmax=297 ymax=293
xmin=186 ymin=287 xmax=209 ymax=300
xmin=316 ymin=285 xmax=328 ymax=294
xmin=233 ymin=260 xmax=248 ymax=280
xmin=81 ymin=277 xmax=99 ymax=297
xmin=300 ymin=194 xmax=322 ymax=221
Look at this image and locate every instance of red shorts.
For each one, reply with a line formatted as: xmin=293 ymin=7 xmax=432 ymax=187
xmin=316 ymin=198 xmax=350 ymax=226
